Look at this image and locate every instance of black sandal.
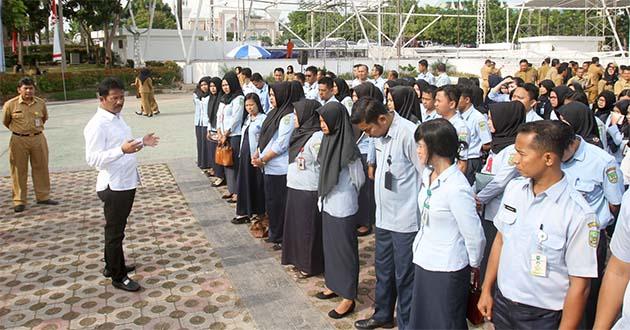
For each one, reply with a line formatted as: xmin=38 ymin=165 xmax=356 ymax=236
xmin=230 ymin=216 xmax=250 ymax=224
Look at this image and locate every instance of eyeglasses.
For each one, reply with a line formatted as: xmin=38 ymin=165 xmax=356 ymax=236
xmin=305 ymin=74 xmax=312 ymax=77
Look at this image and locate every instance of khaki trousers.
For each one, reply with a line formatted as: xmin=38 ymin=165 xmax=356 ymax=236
xmin=140 ymin=93 xmax=159 ymax=115
xmin=9 ymin=134 xmax=50 ymax=206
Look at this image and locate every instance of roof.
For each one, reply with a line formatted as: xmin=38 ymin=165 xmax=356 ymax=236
xmin=510 ymin=0 xmax=630 ymax=10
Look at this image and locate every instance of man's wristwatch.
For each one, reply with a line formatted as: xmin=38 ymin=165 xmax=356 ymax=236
xmin=261 ymin=158 xmax=267 ymax=166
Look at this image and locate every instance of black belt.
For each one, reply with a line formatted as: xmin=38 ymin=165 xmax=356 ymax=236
xmin=12 ymin=132 xmax=41 ymax=137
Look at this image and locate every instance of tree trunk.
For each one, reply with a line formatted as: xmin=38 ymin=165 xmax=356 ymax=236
xmin=104 ymin=14 xmax=120 ymax=68
xmin=17 ymin=32 xmax=23 ymax=65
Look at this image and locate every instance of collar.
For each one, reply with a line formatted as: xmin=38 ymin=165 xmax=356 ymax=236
xmin=97 ymin=107 xmax=119 ymax=121
xmin=438 ymin=72 xmax=448 ymax=77
xmin=424 ymin=163 xmax=460 ymax=190
xmin=569 ymin=135 xmax=586 ymax=162
xmin=523 ymin=175 xmax=568 ymax=203
xmin=18 ymin=95 xmax=36 ymax=105
xmin=384 ymin=112 xmax=401 ymax=140
xmin=446 ymin=112 xmax=461 ymax=123
xmin=460 ymin=105 xmax=475 ymax=120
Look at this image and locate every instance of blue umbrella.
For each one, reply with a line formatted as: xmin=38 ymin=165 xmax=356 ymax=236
xmin=225 ymin=44 xmax=271 ymax=59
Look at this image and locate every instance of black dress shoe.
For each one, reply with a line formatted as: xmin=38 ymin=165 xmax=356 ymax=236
xmin=315 ymin=291 xmax=338 ymax=300
xmin=14 ymin=205 xmax=25 ymax=213
xmin=135 ymin=112 xmax=144 ymax=116
xmin=103 ymin=265 xmax=137 ymax=278
xmin=354 ymin=317 xmax=395 ymax=329
xmin=264 ymin=238 xmax=279 ymax=244
xmin=230 ymin=216 xmax=250 ymax=224
xmin=37 ymin=199 xmax=59 ymax=205
xmin=111 ymin=276 xmax=141 ymax=292
xmin=272 ymin=243 xmax=282 ymax=251
xmin=328 ymin=301 xmax=355 ymax=319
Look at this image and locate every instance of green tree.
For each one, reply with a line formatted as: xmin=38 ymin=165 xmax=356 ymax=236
xmin=123 ymin=0 xmax=177 ymax=29
xmin=2 ymin=0 xmax=50 ymax=65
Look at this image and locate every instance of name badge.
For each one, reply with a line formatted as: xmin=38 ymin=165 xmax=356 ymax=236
xmin=297 ymin=157 xmax=306 ymax=170
xmin=530 ymin=253 xmax=547 ymax=277
xmin=34 ymin=118 xmax=42 ymax=127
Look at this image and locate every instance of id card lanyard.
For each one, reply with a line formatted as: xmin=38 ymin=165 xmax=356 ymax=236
xmin=531 ymin=223 xmax=548 ymax=277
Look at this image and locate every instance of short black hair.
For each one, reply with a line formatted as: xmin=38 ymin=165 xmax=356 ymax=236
xmin=520 ymin=83 xmax=539 ymax=101
xmin=619 ymin=88 xmax=630 ymax=99
xmin=251 ymin=73 xmax=264 ymax=82
xmin=318 ymin=69 xmax=327 ymax=75
xmin=519 ymin=59 xmax=529 ymax=65
xmin=460 ymin=86 xmax=473 ymax=101
xmin=241 ymin=67 xmax=252 ymax=78
xmin=325 ymin=71 xmax=337 ymax=79
xmin=274 ymin=67 xmax=285 ymax=74
xmin=18 ymin=77 xmax=35 ymax=87
xmin=419 ymin=59 xmax=429 ymax=67
xmin=621 ymin=65 xmax=630 ymax=72
xmin=373 ymin=64 xmax=383 ymax=75
xmin=235 ymin=66 xmax=242 ymax=72
xmin=544 ymin=57 xmax=551 ymax=64
xmin=551 ymin=59 xmax=560 ymax=66
xmin=318 ymin=77 xmax=333 ymax=89
xmin=423 ymin=85 xmax=438 ymax=99
xmin=592 ymin=57 xmax=599 ymax=63
xmin=351 ymin=97 xmax=388 ymax=125
xmin=98 ymin=77 xmax=125 ymax=97
xmin=358 ymin=64 xmax=368 ymax=71
xmin=353 ymin=64 xmax=361 ymax=68
xmin=389 ymin=70 xmax=399 ymax=79
xmin=485 ymin=59 xmax=492 ymax=65
xmin=305 ymin=66 xmax=318 ymax=75
xmin=436 ymin=85 xmax=460 ymax=103
xmin=294 ymin=72 xmax=305 ymax=83
xmin=517 ymin=120 xmax=572 ymax=158
xmin=558 ymin=62 xmax=570 ymax=75
xmin=414 ymin=118 xmax=464 ymax=164
xmin=436 ymin=63 xmax=446 ymax=73
xmin=512 ymin=77 xmax=525 ymax=87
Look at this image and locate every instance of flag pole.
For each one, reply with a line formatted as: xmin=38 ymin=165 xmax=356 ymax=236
xmin=53 ymin=0 xmax=68 ymax=100
xmin=0 ymin=0 xmax=5 ymax=73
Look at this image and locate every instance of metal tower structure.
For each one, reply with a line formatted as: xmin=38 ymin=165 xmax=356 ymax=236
xmin=476 ymin=0 xmax=486 ymax=46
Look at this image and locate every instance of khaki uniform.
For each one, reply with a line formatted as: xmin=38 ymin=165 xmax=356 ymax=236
xmin=567 ymin=75 xmax=590 ymax=90
xmin=514 ymin=68 xmax=537 ymax=84
xmin=134 ymin=77 xmax=159 ymax=116
xmin=538 ymin=63 xmax=550 ymax=83
xmin=587 ymin=64 xmax=604 ymax=104
xmin=2 ymin=95 xmax=51 ymax=206
xmin=545 ymin=67 xmax=563 ymax=86
xmin=480 ymin=65 xmax=492 ymax=97
xmin=614 ymin=78 xmax=630 ymax=96
xmin=598 ymin=80 xmax=615 ymax=95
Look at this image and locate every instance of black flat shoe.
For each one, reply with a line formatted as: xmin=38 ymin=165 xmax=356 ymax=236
xmin=103 ymin=265 xmax=137 ymax=278
xmin=328 ymin=301 xmax=355 ymax=319
xmin=231 ymin=217 xmax=250 ymax=224
xmin=221 ymin=194 xmax=232 ymax=199
xmin=37 ymin=199 xmax=59 ymax=205
xmin=135 ymin=112 xmax=143 ymax=116
xmin=227 ymin=198 xmax=237 ymax=204
xmin=354 ymin=317 xmax=395 ymax=329
xmin=14 ymin=205 xmax=25 ymax=213
xmin=315 ymin=291 xmax=338 ymax=300
xmin=212 ymin=179 xmax=226 ymax=187
xmin=112 ymin=276 xmax=141 ymax=292
xmin=272 ymin=243 xmax=282 ymax=251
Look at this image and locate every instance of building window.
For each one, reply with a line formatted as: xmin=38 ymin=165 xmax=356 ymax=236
xmin=118 ymin=40 xmax=124 ymax=49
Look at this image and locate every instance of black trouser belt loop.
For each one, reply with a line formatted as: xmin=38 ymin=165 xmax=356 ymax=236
xmin=12 ymin=132 xmax=41 ymax=137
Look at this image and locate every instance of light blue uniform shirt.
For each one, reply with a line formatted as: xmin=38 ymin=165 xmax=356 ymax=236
xmin=260 ymin=113 xmax=295 ymax=175
xmin=447 ymin=113 xmax=470 ymax=160
xmin=494 ymin=176 xmax=598 ymax=311
xmin=374 ymin=112 xmax=423 ymax=233
xmin=610 ymin=190 xmax=630 ymax=330
xmin=460 ymin=106 xmax=492 ymax=159
xmin=605 ymin=115 xmax=628 ymax=163
xmin=488 ymin=90 xmax=510 ymax=103
xmin=562 ymin=136 xmax=624 ymax=229
xmin=304 ymin=83 xmax=319 ymax=101
xmin=526 ymin=109 xmax=543 ymax=122
xmin=253 ymin=83 xmax=271 ymax=114
xmin=369 ymin=77 xmax=386 ymax=93
xmin=422 ymin=109 xmax=440 ymax=122
xmin=321 ymin=160 xmax=364 ymax=218
xmin=193 ymin=94 xmax=210 ymax=127
xmin=477 ymin=145 xmax=520 ymax=221
xmin=220 ymin=95 xmax=245 ymax=136
xmin=416 ymin=71 xmax=435 ymax=85
xmin=239 ymin=113 xmax=266 ymax=158
xmin=435 ymin=73 xmax=451 ymax=87
xmin=413 ymin=164 xmax=485 ymax=271
xmin=287 ymin=132 xmax=323 ymax=192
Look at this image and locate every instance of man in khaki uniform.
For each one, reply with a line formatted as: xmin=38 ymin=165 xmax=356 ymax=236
xmin=480 ymin=59 xmax=493 ymax=97
xmin=538 ymin=58 xmax=550 ymax=84
xmin=514 ymin=59 xmax=537 ymax=83
xmin=2 ymin=77 xmax=58 ymax=212
xmin=587 ymin=57 xmax=605 ymax=104
xmin=614 ymin=65 xmax=630 ymax=96
xmin=567 ymin=67 xmax=591 ymax=90
xmin=545 ymin=58 xmax=561 ymax=83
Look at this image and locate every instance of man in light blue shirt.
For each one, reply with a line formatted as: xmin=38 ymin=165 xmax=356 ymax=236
xmin=511 ymin=84 xmax=543 ymax=122
xmin=435 ymin=63 xmax=451 ymax=87
xmin=351 ymin=98 xmax=422 ymax=330
xmin=416 ymin=59 xmax=435 ymax=85
xmin=318 ymin=77 xmax=338 ymax=106
xmin=458 ymin=86 xmax=492 ymax=184
xmin=369 ymin=64 xmax=386 ymax=93
xmin=304 ymin=66 xmax=319 ymax=100
xmin=488 ymin=76 xmax=523 ymax=103
xmin=251 ymin=73 xmax=270 ymax=113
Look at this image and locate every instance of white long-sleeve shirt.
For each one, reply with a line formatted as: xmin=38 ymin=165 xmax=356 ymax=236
xmin=84 ymin=107 xmax=141 ymax=192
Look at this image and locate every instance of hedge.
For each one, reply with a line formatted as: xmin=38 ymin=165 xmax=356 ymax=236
xmin=1 ymin=62 xmax=181 ymax=103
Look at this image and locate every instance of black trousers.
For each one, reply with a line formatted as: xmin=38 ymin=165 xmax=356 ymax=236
xmin=493 ymin=289 xmax=562 ymax=330
xmin=264 ymin=174 xmax=287 ymax=243
xmin=97 ymin=187 xmax=136 ymax=282
xmin=465 ymin=157 xmax=484 ymax=186
xmin=583 ymin=230 xmax=608 ymax=329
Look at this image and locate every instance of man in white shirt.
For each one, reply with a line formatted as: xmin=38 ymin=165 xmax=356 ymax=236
xmin=420 ymin=85 xmax=440 ymax=122
xmin=435 ymin=85 xmax=469 ymax=174
xmin=511 ymin=84 xmax=543 ymax=122
xmin=84 ymin=77 xmax=160 ymax=292
xmin=303 ymin=66 xmax=319 ymax=100
xmin=369 ymin=64 xmax=386 ymax=93
xmin=416 ymin=59 xmax=435 ymax=85
xmin=435 ymin=63 xmax=451 ymax=87
xmin=318 ymin=77 xmax=338 ymax=106
xmin=251 ymin=73 xmax=271 ymax=113
xmin=240 ymin=67 xmax=255 ymax=95
xmin=352 ymin=64 xmax=369 ymax=88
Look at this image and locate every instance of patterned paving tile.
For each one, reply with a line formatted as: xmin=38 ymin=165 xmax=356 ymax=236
xmin=0 ymin=165 xmax=252 ymax=330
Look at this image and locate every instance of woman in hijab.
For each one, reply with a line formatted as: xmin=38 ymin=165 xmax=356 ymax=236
xmin=194 ymin=76 xmax=212 ymax=171
xmin=315 ymin=102 xmax=364 ymax=320
xmin=476 ymin=101 xmax=526 ymax=280
xmin=333 ymin=78 xmax=353 ymax=115
xmin=414 ymin=79 xmax=430 ymax=100
xmin=548 ymin=85 xmax=570 ymax=120
xmin=206 ymin=77 xmax=225 ymax=186
xmin=253 ymin=81 xmax=303 ymax=249
xmin=536 ymin=79 xmax=555 ymax=118
xmin=383 ymin=79 xmax=403 ymax=102
xmin=133 ymin=68 xmax=160 ymax=116
xmin=217 ymin=71 xmax=245 ymax=203
xmin=387 ymin=85 xmax=421 ymax=124
xmin=282 ymin=99 xmax=324 ymax=278
xmin=557 ymin=102 xmax=603 ymax=148
xmin=607 ymin=99 xmax=630 ymax=162
xmin=593 ymin=90 xmax=617 ymax=123
xmin=598 ymin=63 xmax=618 ymax=94
xmin=232 ymin=93 xmax=267 ymax=224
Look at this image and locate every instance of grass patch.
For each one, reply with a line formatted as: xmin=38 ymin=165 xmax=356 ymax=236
xmin=45 ymin=89 xmax=97 ymax=101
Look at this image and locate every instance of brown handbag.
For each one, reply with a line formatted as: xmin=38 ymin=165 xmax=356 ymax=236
xmin=214 ymin=143 xmax=234 ymax=167
xmin=467 ymin=268 xmax=484 ymax=325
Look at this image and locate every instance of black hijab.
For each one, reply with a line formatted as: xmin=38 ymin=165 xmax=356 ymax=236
xmin=557 ymin=102 xmax=602 ymax=147
xmin=258 ymin=81 xmax=301 ymax=151
xmin=353 ymin=82 xmax=383 ymax=101
xmin=207 ymin=77 xmax=223 ymax=128
xmin=603 ymin=64 xmax=619 ymax=84
xmin=334 ymin=78 xmax=351 ymax=102
xmin=220 ymin=71 xmax=243 ymax=104
xmin=139 ymin=68 xmax=151 ymax=83
xmin=194 ymin=76 xmax=211 ymax=99
xmin=489 ymin=101 xmax=526 ymax=154
xmin=389 ymin=85 xmax=421 ymax=124
xmin=289 ymin=99 xmax=322 ymax=162
xmin=317 ymin=102 xmax=361 ymax=198
xmin=592 ymin=90 xmax=616 ymax=122
xmin=551 ymin=85 xmax=570 ymax=110
xmin=615 ymin=99 xmax=630 ymax=139
xmin=414 ymin=79 xmax=430 ymax=98
xmin=539 ymin=80 xmax=555 ymax=97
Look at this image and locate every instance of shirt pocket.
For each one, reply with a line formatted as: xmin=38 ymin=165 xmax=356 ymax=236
xmin=11 ymin=111 xmax=24 ymax=119
xmin=535 ymin=233 xmax=565 ymax=267
xmin=574 ymin=180 xmax=597 ymax=204
xmin=494 ymin=205 xmax=517 ymax=238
